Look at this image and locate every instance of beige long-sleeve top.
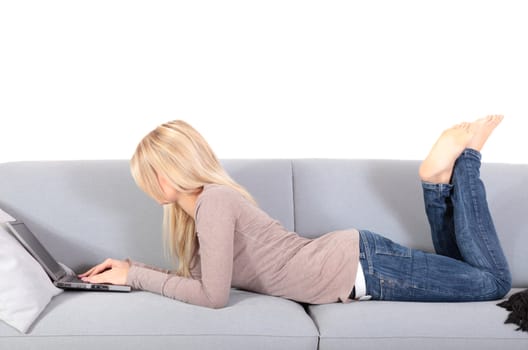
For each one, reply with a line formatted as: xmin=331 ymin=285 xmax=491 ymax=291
xmin=126 ymin=183 xmax=360 ymax=308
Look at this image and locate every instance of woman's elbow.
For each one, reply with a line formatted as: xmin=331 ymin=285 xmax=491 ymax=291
xmin=207 ymin=294 xmax=229 ymax=309
xmin=209 ymin=302 xmax=227 ymax=309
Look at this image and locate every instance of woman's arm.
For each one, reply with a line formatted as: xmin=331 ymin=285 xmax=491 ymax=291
xmin=126 ymin=259 xmax=171 ymax=274
xmin=81 ymin=188 xmax=237 ymax=309
xmin=83 ymin=226 xmax=232 ymax=308
xmin=127 ymin=195 xmax=235 ymax=308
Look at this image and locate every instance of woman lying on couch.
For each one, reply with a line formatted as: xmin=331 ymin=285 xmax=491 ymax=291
xmin=79 ymin=116 xmax=512 ymax=309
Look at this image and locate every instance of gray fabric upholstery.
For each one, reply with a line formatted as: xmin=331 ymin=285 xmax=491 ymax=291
xmin=0 ymin=160 xmax=164 ymax=271
xmin=1 ymin=159 xmax=526 ymax=349
xmin=0 ymin=290 xmax=318 ymax=350
xmin=308 ymin=288 xmax=527 ymax=350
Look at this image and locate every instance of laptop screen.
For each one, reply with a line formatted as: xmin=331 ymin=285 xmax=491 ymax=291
xmin=7 ymin=221 xmax=66 ymax=281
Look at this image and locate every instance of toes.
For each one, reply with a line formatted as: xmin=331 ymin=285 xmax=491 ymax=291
xmin=485 ymin=114 xmax=504 ymax=124
xmin=492 ymin=115 xmax=504 ymax=124
xmin=453 ymin=122 xmax=471 ymax=131
xmin=467 ymin=115 xmax=503 ymax=151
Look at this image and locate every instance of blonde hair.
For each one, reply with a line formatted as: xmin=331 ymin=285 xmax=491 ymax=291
xmin=130 ymin=120 xmax=257 ymax=277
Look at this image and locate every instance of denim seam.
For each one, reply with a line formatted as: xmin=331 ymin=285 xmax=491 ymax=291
xmin=465 ymin=154 xmax=501 ymax=270
xmin=359 ymin=230 xmax=374 ymax=275
xmin=410 ymin=283 xmax=501 ymax=301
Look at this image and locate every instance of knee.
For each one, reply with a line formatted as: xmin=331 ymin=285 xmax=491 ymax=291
xmin=493 ymin=270 xmax=512 ymax=299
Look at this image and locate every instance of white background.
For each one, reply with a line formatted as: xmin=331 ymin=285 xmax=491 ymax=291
xmin=1 ymin=0 xmax=526 ymax=164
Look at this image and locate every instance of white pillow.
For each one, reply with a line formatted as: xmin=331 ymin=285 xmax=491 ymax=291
xmin=0 ymin=224 xmax=63 ymax=333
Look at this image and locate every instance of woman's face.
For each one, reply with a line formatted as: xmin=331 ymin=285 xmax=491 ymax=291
xmin=156 ymin=172 xmax=180 ymax=205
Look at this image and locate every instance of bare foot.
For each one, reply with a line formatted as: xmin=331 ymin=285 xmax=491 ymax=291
xmin=467 ymin=115 xmax=504 ymax=152
xmin=419 ymin=123 xmax=474 ymax=184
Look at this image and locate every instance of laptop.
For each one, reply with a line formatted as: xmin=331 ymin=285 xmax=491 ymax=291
xmin=5 ymin=220 xmax=131 ymax=292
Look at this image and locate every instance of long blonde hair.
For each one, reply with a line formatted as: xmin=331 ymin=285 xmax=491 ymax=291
xmin=130 ymin=120 xmax=257 ymax=277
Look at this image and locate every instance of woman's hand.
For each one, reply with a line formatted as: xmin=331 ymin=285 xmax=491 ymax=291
xmin=78 ymin=258 xmax=130 ymax=285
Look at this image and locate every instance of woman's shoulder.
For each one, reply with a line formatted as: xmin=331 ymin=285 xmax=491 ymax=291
xmin=195 ymin=183 xmax=250 ymax=221
xmin=202 ymin=183 xmax=242 ymax=197
xmin=198 ymin=183 xmax=248 ymax=207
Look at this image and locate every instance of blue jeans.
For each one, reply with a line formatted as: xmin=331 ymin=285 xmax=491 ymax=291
xmin=358 ymin=149 xmax=512 ymax=302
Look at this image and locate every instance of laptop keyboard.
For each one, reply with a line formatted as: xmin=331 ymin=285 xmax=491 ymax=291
xmin=63 ymin=274 xmax=88 ymax=284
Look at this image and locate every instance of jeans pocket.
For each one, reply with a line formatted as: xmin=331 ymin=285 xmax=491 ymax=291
xmin=373 ymin=233 xmax=412 ymax=258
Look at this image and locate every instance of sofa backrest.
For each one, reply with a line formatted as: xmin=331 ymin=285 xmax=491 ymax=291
xmin=0 ymin=160 xmax=294 ymax=273
xmin=0 ymin=159 xmax=526 ymax=287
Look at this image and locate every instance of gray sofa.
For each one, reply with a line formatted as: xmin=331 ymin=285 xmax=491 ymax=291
xmin=0 ymin=159 xmax=526 ymax=349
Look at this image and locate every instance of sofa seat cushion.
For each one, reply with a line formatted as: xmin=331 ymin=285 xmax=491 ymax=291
xmin=1 ymin=289 xmax=319 ymax=350
xmin=307 ymin=288 xmax=528 ymax=350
